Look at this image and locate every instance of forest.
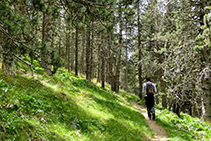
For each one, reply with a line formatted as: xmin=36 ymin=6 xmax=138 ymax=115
xmin=1 ymin=0 xmax=211 ymax=125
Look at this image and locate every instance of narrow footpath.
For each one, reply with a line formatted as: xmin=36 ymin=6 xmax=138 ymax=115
xmin=132 ymin=101 xmax=171 ymax=141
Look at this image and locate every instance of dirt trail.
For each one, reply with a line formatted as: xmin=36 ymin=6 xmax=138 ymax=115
xmin=132 ymin=101 xmax=170 ymax=141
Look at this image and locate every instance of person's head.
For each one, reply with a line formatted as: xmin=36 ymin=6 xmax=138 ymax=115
xmin=146 ymin=77 xmax=151 ymax=82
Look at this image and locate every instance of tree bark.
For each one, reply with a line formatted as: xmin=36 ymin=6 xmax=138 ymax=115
xmin=138 ymin=3 xmax=142 ymax=99
xmin=86 ymin=22 xmax=91 ymax=84
xmin=59 ymin=37 xmax=61 ymax=58
xmin=200 ymin=49 xmax=211 ymax=122
xmin=66 ymin=22 xmax=70 ymax=73
xmin=159 ymin=53 xmax=167 ymax=108
xmin=75 ymin=26 xmax=79 ymax=77
xmin=80 ymin=29 xmax=85 ymax=74
xmin=191 ymin=83 xmax=197 ymax=117
xmin=97 ymin=41 xmax=101 ymax=83
xmin=115 ymin=5 xmax=123 ymax=93
xmin=71 ymin=32 xmax=74 ymax=71
xmin=154 ymin=0 xmax=161 ymax=105
xmin=101 ymin=35 xmax=105 ymax=89
xmin=90 ymin=22 xmax=94 ymax=80
xmin=201 ymin=67 xmax=211 ymax=122
xmin=161 ymin=77 xmax=167 ymax=108
xmin=125 ymin=28 xmax=128 ymax=92
xmin=41 ymin=12 xmax=52 ymax=76
xmin=107 ymin=31 xmax=115 ymax=91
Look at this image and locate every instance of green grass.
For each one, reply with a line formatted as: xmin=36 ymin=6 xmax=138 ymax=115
xmin=0 ymin=68 xmax=155 ymax=141
xmin=1 ymin=62 xmax=211 ymax=141
xmin=155 ymin=105 xmax=211 ymax=141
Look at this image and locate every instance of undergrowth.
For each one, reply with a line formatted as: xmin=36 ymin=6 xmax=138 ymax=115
xmin=0 ymin=67 xmax=154 ymax=141
xmin=155 ymin=105 xmax=211 ymax=141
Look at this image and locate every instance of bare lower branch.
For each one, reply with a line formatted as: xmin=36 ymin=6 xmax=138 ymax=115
xmin=14 ymin=55 xmax=34 ymax=69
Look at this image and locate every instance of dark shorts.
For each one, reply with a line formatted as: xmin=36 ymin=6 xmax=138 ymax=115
xmin=147 ymin=107 xmax=155 ymax=114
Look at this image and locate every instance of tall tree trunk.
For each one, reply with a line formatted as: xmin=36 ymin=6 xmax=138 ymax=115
xmin=0 ymin=31 xmax=3 ymax=53
xmin=115 ymin=5 xmax=123 ymax=93
xmin=66 ymin=31 xmax=68 ymax=69
xmin=161 ymin=76 xmax=167 ymax=108
xmin=90 ymin=22 xmax=94 ymax=80
xmin=41 ymin=12 xmax=52 ymax=76
xmin=125 ymin=30 xmax=128 ymax=92
xmin=71 ymin=32 xmax=74 ymax=71
xmin=101 ymin=35 xmax=105 ymax=89
xmin=201 ymin=95 xmax=206 ymax=121
xmin=201 ymin=49 xmax=211 ymax=122
xmin=0 ymin=32 xmax=3 ymax=65
xmin=97 ymin=41 xmax=101 ymax=83
xmin=159 ymin=53 xmax=167 ymax=108
xmin=66 ymin=22 xmax=70 ymax=73
xmin=150 ymin=0 xmax=160 ymax=104
xmin=80 ymin=29 xmax=85 ymax=74
xmin=86 ymin=23 xmax=91 ymax=84
xmin=191 ymin=83 xmax=197 ymax=117
xmin=137 ymin=2 xmax=143 ymax=99
xmin=191 ymin=0 xmax=211 ymax=121
xmin=115 ymin=37 xmax=122 ymax=93
xmin=59 ymin=37 xmax=61 ymax=58
xmin=107 ymin=31 xmax=115 ymax=91
xmin=75 ymin=26 xmax=79 ymax=77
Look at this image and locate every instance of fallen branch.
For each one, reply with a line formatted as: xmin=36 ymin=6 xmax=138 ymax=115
xmin=14 ymin=55 xmax=34 ymax=69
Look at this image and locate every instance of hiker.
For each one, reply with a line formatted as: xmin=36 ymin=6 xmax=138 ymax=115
xmin=142 ymin=77 xmax=157 ymax=120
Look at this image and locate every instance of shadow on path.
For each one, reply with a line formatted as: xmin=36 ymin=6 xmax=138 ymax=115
xmin=132 ymin=101 xmax=171 ymax=141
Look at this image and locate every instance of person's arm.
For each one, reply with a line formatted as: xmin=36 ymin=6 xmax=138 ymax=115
xmin=142 ymin=83 xmax=146 ymax=96
xmin=153 ymin=84 xmax=157 ymax=99
xmin=153 ymin=83 xmax=157 ymax=93
xmin=142 ymin=83 xmax=145 ymax=101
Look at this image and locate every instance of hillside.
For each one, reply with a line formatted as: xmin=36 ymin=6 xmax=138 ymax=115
xmin=0 ymin=69 xmax=155 ymax=141
xmin=1 ymin=67 xmax=211 ymax=141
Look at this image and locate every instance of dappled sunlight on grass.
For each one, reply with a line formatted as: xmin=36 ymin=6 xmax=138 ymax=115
xmin=51 ymin=123 xmax=82 ymax=140
xmin=77 ymin=98 xmax=115 ymax=120
xmin=25 ymin=116 xmax=89 ymax=141
xmin=0 ymin=69 xmax=154 ymax=140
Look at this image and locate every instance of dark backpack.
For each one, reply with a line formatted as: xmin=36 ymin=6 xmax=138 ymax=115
xmin=146 ymin=83 xmax=155 ymax=96
xmin=145 ymin=83 xmax=155 ymax=107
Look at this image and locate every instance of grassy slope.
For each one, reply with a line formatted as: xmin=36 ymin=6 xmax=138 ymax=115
xmin=0 ymin=69 xmax=154 ymax=141
xmin=1 ymin=63 xmax=211 ymax=141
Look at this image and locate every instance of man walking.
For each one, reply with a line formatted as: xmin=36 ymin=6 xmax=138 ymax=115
xmin=142 ymin=77 xmax=157 ymax=120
